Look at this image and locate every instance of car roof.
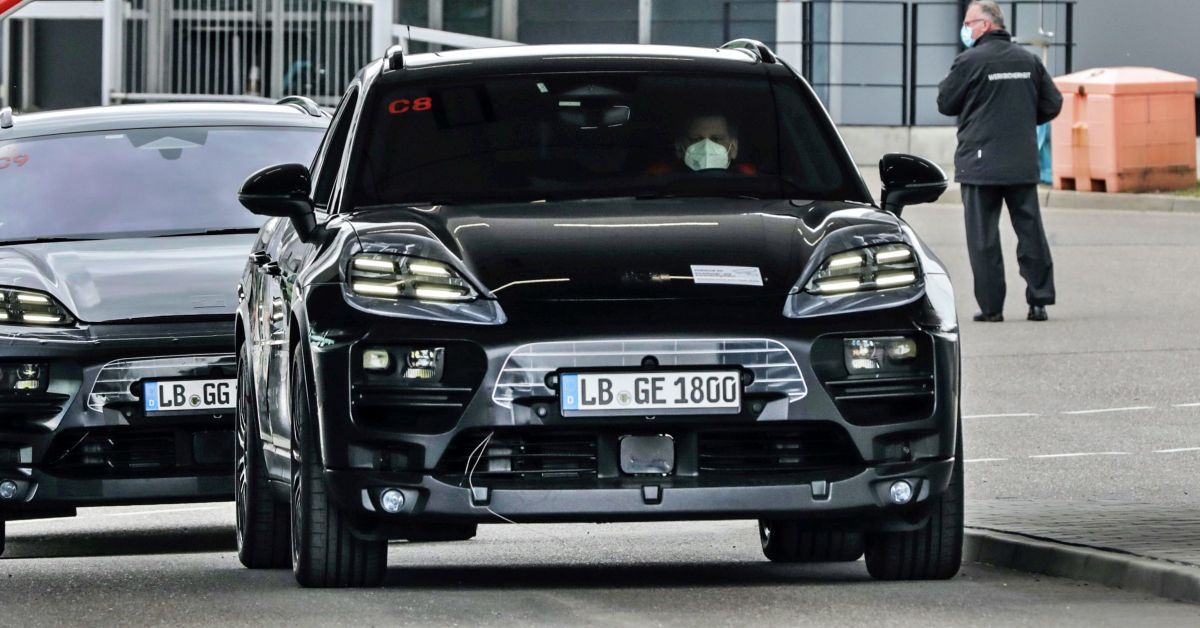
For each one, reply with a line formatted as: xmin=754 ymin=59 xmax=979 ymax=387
xmin=404 ymin=44 xmax=762 ymax=68
xmin=365 ymin=43 xmax=775 ymax=86
xmin=0 ymin=102 xmax=329 ymax=140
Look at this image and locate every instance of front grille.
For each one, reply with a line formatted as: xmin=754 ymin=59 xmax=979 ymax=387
xmin=352 ymin=385 xmax=475 ymax=434
xmin=698 ymin=425 xmax=860 ymax=474
xmin=88 ymin=354 xmax=235 ymax=412
xmin=825 ymin=375 xmax=935 ymax=425
xmin=0 ymin=392 xmax=71 ymax=423
xmin=42 ymin=428 xmax=230 ymax=477
xmin=493 ymin=338 xmax=808 ymax=409
xmin=438 ymin=430 xmax=598 ymax=481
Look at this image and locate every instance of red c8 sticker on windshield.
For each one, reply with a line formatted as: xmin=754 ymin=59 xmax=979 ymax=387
xmin=0 ymin=154 xmax=29 ymax=170
xmin=388 ymin=97 xmax=433 ymax=115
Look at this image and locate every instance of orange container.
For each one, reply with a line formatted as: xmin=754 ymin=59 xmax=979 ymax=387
xmin=1051 ymin=67 xmax=1197 ymax=193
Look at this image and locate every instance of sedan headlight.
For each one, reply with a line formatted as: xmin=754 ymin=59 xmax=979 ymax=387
xmin=0 ymin=287 xmax=75 ymax=326
xmin=805 ymin=244 xmax=919 ymax=295
xmin=348 ymin=253 xmax=477 ymax=302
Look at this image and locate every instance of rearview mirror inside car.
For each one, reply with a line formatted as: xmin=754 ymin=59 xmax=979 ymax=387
xmin=239 ymin=163 xmax=319 ymax=241
xmin=878 ymin=154 xmax=948 ymax=216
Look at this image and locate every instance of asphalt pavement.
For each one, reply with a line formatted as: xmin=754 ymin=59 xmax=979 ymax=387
xmin=3 ymin=203 xmax=1200 ymax=624
xmin=3 ymin=504 xmax=1198 ymax=627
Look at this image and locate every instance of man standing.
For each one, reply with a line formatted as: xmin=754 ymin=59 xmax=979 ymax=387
xmin=938 ymin=0 xmax=1062 ymax=322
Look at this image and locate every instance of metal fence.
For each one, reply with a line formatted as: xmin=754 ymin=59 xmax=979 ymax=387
xmin=116 ymin=0 xmax=373 ymax=105
xmin=775 ymin=0 xmax=1077 ymax=125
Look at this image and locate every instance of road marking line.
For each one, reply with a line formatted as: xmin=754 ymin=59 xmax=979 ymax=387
xmin=1061 ymin=406 xmax=1153 ymax=415
xmin=1153 ymin=447 xmax=1200 ymax=454
xmin=1029 ymin=452 xmax=1131 ymax=459
xmin=1173 ymin=402 xmax=1200 ymax=408
xmin=964 ymin=458 xmax=1009 ymax=463
xmin=964 ymin=413 xmax=1038 ymax=419
xmin=6 ymin=516 xmax=78 ymax=526
xmin=103 ymin=506 xmax=222 ymax=518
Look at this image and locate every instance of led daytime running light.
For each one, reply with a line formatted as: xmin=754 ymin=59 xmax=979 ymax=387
xmin=0 ymin=287 xmax=74 ymax=327
xmin=348 ymin=253 xmax=477 ymax=302
xmin=806 ymin=244 xmax=919 ymax=295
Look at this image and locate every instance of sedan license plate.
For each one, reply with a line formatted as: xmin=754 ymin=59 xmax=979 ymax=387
xmin=560 ymin=370 xmax=741 ymax=416
xmin=143 ymin=379 xmax=236 ymax=414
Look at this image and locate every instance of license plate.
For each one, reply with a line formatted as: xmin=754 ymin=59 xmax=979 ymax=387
xmin=143 ymin=379 xmax=236 ymax=414
xmin=559 ymin=370 xmax=741 ymax=416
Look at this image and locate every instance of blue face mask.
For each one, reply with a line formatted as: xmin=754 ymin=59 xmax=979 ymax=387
xmin=960 ymin=25 xmax=976 ymax=48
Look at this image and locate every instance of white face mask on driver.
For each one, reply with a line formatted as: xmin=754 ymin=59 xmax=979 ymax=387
xmin=683 ymin=138 xmax=731 ymax=171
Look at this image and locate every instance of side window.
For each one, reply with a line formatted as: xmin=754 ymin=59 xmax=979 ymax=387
xmin=312 ymin=88 xmax=359 ymax=209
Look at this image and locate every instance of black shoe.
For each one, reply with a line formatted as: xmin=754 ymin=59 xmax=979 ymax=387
xmin=973 ymin=312 xmax=1003 ymax=322
xmin=1027 ymin=305 xmax=1048 ymax=321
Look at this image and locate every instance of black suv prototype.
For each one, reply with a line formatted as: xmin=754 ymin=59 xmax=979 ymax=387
xmin=235 ymin=40 xmax=961 ymax=587
xmin=0 ymin=100 xmax=327 ymax=555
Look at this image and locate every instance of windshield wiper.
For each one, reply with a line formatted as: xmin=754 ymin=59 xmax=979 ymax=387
xmin=0 ymin=236 xmax=101 ymax=246
xmin=151 ymin=227 xmax=261 ymax=238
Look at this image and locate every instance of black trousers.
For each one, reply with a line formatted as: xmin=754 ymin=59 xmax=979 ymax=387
xmin=961 ymin=184 xmax=1056 ymax=313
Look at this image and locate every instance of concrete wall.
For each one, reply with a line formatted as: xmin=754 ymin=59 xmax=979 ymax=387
xmin=1072 ymin=0 xmax=1199 ymax=82
xmin=839 ymin=125 xmax=959 ymax=166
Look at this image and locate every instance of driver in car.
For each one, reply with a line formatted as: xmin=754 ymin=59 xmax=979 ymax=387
xmin=649 ymin=114 xmax=755 ymax=175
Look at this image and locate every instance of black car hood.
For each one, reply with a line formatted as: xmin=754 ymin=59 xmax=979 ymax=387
xmin=0 ymin=234 xmax=254 ymax=322
xmin=351 ymin=199 xmax=903 ymax=301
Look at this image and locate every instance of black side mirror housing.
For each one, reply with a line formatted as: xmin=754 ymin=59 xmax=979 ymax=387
xmin=239 ymin=163 xmax=319 ymax=241
xmin=878 ymin=153 xmax=948 ymax=216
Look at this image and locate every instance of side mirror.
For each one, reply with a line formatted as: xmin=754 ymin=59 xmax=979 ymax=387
xmin=239 ymin=163 xmax=319 ymax=241
xmin=878 ymin=153 xmax=947 ymax=216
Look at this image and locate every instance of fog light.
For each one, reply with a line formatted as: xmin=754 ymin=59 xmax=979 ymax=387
xmin=403 ymin=348 xmax=444 ymax=381
xmin=889 ymin=480 xmax=914 ymax=505
xmin=380 ymin=488 xmax=406 ymax=513
xmin=363 ymin=349 xmax=391 ymax=372
xmin=844 ymin=337 xmax=918 ymax=375
xmin=0 ymin=480 xmax=18 ymax=500
xmin=1 ymin=363 xmax=47 ymax=391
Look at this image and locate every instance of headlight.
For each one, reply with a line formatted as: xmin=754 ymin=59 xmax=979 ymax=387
xmin=806 ymin=244 xmax=919 ymax=295
xmin=348 ymin=254 xmax=477 ymax=302
xmin=0 ymin=287 xmax=75 ymax=326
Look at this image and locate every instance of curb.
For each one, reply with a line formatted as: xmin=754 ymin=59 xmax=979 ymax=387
xmin=964 ymin=528 xmax=1200 ymax=604
xmin=931 ymin=187 xmax=1200 ymax=213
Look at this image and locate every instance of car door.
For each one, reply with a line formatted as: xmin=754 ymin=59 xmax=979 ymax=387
xmin=265 ymin=87 xmax=360 ymax=479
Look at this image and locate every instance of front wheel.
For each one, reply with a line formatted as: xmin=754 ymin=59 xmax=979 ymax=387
xmin=235 ymin=349 xmax=290 ymax=569
xmin=863 ymin=428 xmax=964 ymax=580
xmin=289 ymin=348 xmax=387 ymax=588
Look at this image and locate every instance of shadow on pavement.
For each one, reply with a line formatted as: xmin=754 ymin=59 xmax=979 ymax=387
xmin=2 ymin=526 xmax=235 ymax=560
xmin=383 ymin=561 xmax=872 ymax=590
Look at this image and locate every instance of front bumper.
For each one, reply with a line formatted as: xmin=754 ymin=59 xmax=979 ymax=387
xmin=0 ymin=320 xmax=235 ymax=517
xmin=331 ymin=457 xmax=953 ymax=529
xmin=303 ymin=291 xmax=960 ymax=537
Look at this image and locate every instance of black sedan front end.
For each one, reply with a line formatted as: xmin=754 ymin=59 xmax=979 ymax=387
xmin=0 ymin=103 xmax=326 ymax=552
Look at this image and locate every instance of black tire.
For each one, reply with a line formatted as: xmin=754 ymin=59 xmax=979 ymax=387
xmin=759 ymin=520 xmax=864 ymax=562
xmin=290 ymin=349 xmax=387 ymax=588
xmin=235 ymin=348 xmax=291 ymax=569
xmin=864 ymin=428 xmax=964 ymax=581
xmin=403 ymin=523 xmax=478 ymax=543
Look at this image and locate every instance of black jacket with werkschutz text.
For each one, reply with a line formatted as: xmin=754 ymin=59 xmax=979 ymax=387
xmin=937 ymin=30 xmax=1063 ymax=185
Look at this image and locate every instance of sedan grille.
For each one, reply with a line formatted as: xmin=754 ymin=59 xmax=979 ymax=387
xmin=439 ymin=430 xmax=598 ymax=481
xmin=88 ymin=354 xmax=235 ymax=411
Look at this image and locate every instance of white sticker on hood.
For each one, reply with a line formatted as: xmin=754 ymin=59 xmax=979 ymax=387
xmin=690 ymin=265 xmax=763 ymax=287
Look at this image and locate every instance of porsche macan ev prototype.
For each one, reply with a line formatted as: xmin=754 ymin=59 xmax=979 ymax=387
xmin=0 ymin=100 xmax=327 ymax=554
xmin=235 ymin=41 xmax=960 ymax=587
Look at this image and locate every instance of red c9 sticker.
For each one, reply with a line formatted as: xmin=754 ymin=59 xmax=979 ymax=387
xmin=388 ymin=97 xmax=433 ymax=115
xmin=0 ymin=154 xmax=30 ymax=170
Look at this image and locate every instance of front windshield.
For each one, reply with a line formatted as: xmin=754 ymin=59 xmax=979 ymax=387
xmin=0 ymin=125 xmax=323 ymax=243
xmin=353 ymin=72 xmax=864 ymax=206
